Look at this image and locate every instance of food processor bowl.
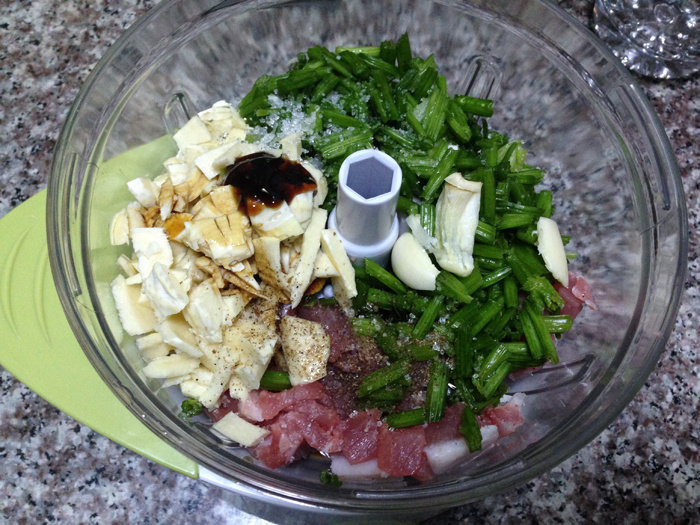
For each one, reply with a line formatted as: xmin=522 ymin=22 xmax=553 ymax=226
xmin=47 ymin=0 xmax=687 ymax=517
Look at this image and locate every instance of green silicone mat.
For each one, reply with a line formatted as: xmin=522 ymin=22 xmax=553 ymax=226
xmin=0 ymin=189 xmax=198 ymax=478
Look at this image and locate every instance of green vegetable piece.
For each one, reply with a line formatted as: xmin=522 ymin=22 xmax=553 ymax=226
xmin=475 ymin=220 xmax=497 ymax=245
xmin=481 ymin=266 xmax=513 ymax=288
xmin=396 ymin=33 xmax=413 ymax=73
xmin=542 ymin=314 xmax=573 ymax=333
xmin=454 ymin=95 xmax=494 ymax=117
xmin=425 ymin=359 xmax=449 ymax=422
xmin=523 ymin=302 xmax=560 ymax=364
xmin=259 ymin=370 xmax=293 ymax=391
xmin=412 ymin=295 xmax=443 ymax=339
xmin=386 ymin=408 xmax=425 ymax=429
xmin=320 ymin=469 xmax=342 ymax=487
xmin=179 ymin=399 xmax=203 ymax=420
xmin=459 ymin=406 xmax=483 ymax=453
xmin=379 ymin=39 xmax=397 ymax=65
xmin=357 ymin=360 xmax=411 ymax=398
xmin=454 ymin=324 xmax=474 ymax=378
xmin=523 ymin=276 xmax=565 ymax=313
xmin=364 ymin=258 xmax=407 ymax=294
xmin=436 ymin=271 xmax=474 ymax=303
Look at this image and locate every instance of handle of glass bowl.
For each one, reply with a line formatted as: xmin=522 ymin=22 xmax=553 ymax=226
xmin=0 ymin=191 xmax=199 ymax=479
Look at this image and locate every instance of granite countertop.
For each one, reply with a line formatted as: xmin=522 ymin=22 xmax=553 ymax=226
xmin=1 ymin=1 xmax=698 ymax=523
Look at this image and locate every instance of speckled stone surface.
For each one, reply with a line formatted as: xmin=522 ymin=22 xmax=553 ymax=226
xmin=1 ymin=1 xmax=698 ymax=523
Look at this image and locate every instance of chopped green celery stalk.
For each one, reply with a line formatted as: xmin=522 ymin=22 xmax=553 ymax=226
xmin=454 ymin=325 xmax=474 ymax=378
xmin=446 ymin=98 xmax=472 ymax=143
xmin=259 ymin=370 xmax=292 ymax=391
xmin=488 ymin=280 xmax=504 ymax=301
xmin=408 ymin=344 xmax=437 ymax=361
xmin=561 ymin=234 xmax=572 ymax=245
xmin=412 ymin=295 xmax=443 ymax=339
xmin=360 ymin=55 xmax=399 ymax=81
xmin=542 ymin=314 xmax=573 ymax=334
xmin=370 ymin=70 xmax=401 ymax=119
xmin=497 ymin=213 xmax=535 ymax=230
xmin=509 ymin=168 xmax=545 ymax=185
xmin=455 ymin=150 xmax=481 ymax=170
xmin=421 ymin=146 xmax=458 ymax=200
xmin=537 ymin=190 xmax=553 ymax=218
xmin=275 ymin=68 xmax=323 ymax=94
xmin=396 ymin=33 xmax=412 ymax=73
xmin=293 ymin=52 xmax=308 ymax=69
xmin=459 ymin=406 xmax=482 ymax=453
xmin=476 ymin=220 xmax=497 ymax=245
xmin=397 ymin=195 xmax=420 ymax=215
xmin=516 ymin=226 xmax=538 ymax=245
xmin=485 ymin=306 xmax=516 ymax=338
xmin=351 ymin=317 xmax=380 ymax=336
xmin=406 ymin=101 xmax=427 ymax=137
xmin=375 ymin=331 xmax=401 ymax=361
xmin=436 ymin=271 xmax=474 ymax=303
xmin=316 ymin=127 xmax=373 ymax=160
xmin=365 ymin=258 xmax=407 ymax=294
xmin=510 ymin=243 xmax=548 ymax=278
xmin=422 ymin=84 xmax=449 ymax=142
xmin=179 ymin=399 xmax=203 ymax=420
xmin=519 ymin=310 xmax=543 ymax=359
xmin=425 ymin=360 xmax=449 ymax=422
xmin=367 ymin=288 xmax=428 ymax=312
xmin=481 ymin=266 xmax=513 ymax=288
xmin=308 ymin=45 xmax=354 ymax=78
xmin=380 ymin=126 xmax=421 ymax=149
xmin=479 ymin=168 xmax=496 ymax=224
xmin=320 ymin=469 xmax=342 ymax=487
xmin=368 ymin=84 xmax=391 ymax=123
xmin=474 ymin=360 xmax=511 ymax=398
xmin=484 ymin=147 xmax=500 ymax=168
xmin=353 ymin=264 xmax=370 ymax=281
xmin=503 ymin=276 xmax=519 ymax=308
xmin=505 ymin=201 xmax=541 ymax=215
xmin=409 ymin=63 xmax=439 ymax=99
xmin=504 ymin=342 xmax=539 ymax=366
xmin=401 ymin=168 xmax=422 ymax=197
xmin=319 ymin=297 xmax=338 ymax=307
xmin=454 ymin=95 xmax=494 ymax=117
xmin=460 ymin=266 xmax=484 ymax=295
xmin=419 ymin=202 xmax=436 ymax=237
xmin=508 ymin=177 xmax=534 ymax=205
xmin=320 ymin=108 xmax=366 ymax=129
xmin=524 ymin=302 xmax=559 ymax=364
xmin=367 ymin=383 xmax=405 ymax=403
xmin=499 ymin=141 xmax=527 ymax=171
xmin=479 ymin=343 xmax=510 ymax=379
xmin=449 ymin=301 xmax=481 ymax=329
xmin=429 ymin=138 xmax=451 ymax=161
xmin=566 ymin=251 xmax=578 ymax=261
xmin=357 ymin=360 xmax=411 ymax=398
xmin=471 ymin=299 xmax=504 ymax=335
xmin=386 ymin=408 xmax=425 ymax=429
xmin=336 ymin=45 xmax=380 ymax=56
xmin=379 ymin=39 xmax=397 ymax=65
xmin=473 ymin=255 xmax=504 ymax=271
xmin=523 ymin=276 xmax=565 ymax=312
xmin=454 ymin=378 xmax=479 ymax=412
xmin=473 ymin=243 xmax=504 ymax=259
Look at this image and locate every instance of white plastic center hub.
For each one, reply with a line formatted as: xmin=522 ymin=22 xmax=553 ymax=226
xmin=328 ymin=149 xmax=402 ymax=266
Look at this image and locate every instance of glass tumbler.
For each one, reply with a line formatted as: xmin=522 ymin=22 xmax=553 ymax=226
xmin=594 ymin=0 xmax=700 ymax=78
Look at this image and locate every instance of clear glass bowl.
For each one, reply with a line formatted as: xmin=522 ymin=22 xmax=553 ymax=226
xmin=47 ymin=0 xmax=687 ymax=517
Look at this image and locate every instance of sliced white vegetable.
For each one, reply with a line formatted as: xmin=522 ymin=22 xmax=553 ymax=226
xmin=141 ymin=262 xmax=189 ymax=319
xmin=280 ymin=316 xmax=330 ymax=386
xmin=184 ymin=280 xmax=224 ymax=343
xmin=109 ymin=208 xmax=130 ymax=246
xmin=157 ymin=314 xmax=202 ymax=357
xmin=127 ymin=177 xmax=160 ymax=208
xmin=110 ymin=275 xmax=157 ymax=336
xmin=212 ymin=412 xmax=269 ymax=447
xmin=172 ymin=115 xmax=212 ymax=150
xmin=142 ymin=353 xmax=199 ymax=379
xmin=536 ymin=216 xmax=569 ymax=287
xmin=329 ymin=456 xmax=389 ymax=480
xmin=391 ymin=232 xmax=440 ymax=291
xmin=131 ymin=227 xmax=173 ymax=278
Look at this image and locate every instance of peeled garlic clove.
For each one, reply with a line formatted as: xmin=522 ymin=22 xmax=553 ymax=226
xmin=536 ymin=216 xmax=569 ymax=287
xmin=391 ymin=232 xmax=440 ymax=291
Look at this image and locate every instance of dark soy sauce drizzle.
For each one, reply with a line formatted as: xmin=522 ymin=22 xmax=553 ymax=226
xmin=224 ymin=152 xmax=317 ymax=216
